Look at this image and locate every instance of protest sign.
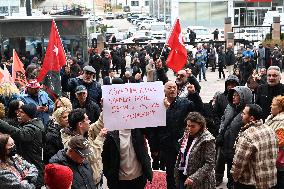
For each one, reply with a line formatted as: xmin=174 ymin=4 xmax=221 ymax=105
xmin=102 ymin=81 xmax=166 ymax=131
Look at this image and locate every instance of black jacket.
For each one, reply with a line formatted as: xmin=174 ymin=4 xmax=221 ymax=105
xmin=0 ymin=118 xmax=45 ymax=187
xmin=44 ymin=120 xmax=64 ymax=164
xmin=256 ymin=83 xmax=284 ymax=120
xmin=102 ymin=129 xmax=152 ymax=189
xmin=49 ymin=149 xmax=96 ymax=189
xmin=225 ymin=49 xmax=235 ymax=66
xmin=72 ymin=98 xmax=101 ymax=123
xmin=159 ymin=97 xmax=195 ymax=152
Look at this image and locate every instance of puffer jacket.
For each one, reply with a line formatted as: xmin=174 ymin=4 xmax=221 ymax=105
xmin=218 ymin=86 xmax=252 ymax=159
xmin=49 ymin=149 xmax=96 ymax=189
xmin=0 ymin=118 xmax=45 ymax=188
xmin=61 ymin=113 xmax=105 ymax=184
xmin=175 ymin=130 xmax=216 ymax=189
xmin=0 ymin=155 xmax=38 ymax=189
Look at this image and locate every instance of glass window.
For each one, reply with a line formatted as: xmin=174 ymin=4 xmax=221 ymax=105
xmin=131 ymin=1 xmax=139 ymax=6
xmin=0 ymin=6 xmax=8 ymax=14
xmin=196 ymin=2 xmax=210 ymax=26
xmin=10 ymin=6 xmax=19 ymax=13
xmin=234 ymin=9 xmax=240 ymax=26
xmin=145 ymin=1 xmax=149 ymax=6
xmin=259 ymin=2 xmax=272 ymax=7
xmin=247 ymin=10 xmax=255 ymax=26
xmin=273 ymin=0 xmax=283 ymax=6
xmin=211 ymin=1 xmax=227 ymax=28
xmin=179 ymin=2 xmax=195 ymax=28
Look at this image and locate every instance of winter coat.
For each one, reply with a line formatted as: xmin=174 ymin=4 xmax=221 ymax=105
xmin=0 ymin=155 xmax=38 ymax=189
xmin=102 ymin=129 xmax=153 ymax=189
xmin=72 ymin=98 xmax=101 ymax=124
xmin=61 ymin=113 xmax=105 ymax=184
xmin=256 ymin=83 xmax=284 ymax=120
xmin=175 ymin=130 xmax=216 ymax=189
xmin=61 ymin=75 xmax=102 ymax=105
xmin=239 ymin=61 xmax=253 ymax=84
xmin=159 ymin=97 xmax=195 ymax=152
xmin=43 ymin=120 xmax=64 ymax=164
xmin=20 ymin=90 xmax=54 ymax=126
xmin=0 ymin=118 xmax=45 ymax=187
xmin=218 ymin=86 xmax=252 ymax=159
xmin=225 ymin=49 xmax=236 ymax=66
xmin=49 ymin=149 xmax=96 ymax=189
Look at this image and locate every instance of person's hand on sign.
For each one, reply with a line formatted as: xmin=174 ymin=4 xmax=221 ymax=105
xmin=187 ymin=84 xmax=196 ymax=94
xmin=164 ymin=97 xmax=170 ymax=109
xmin=99 ymin=128 xmax=108 ymax=138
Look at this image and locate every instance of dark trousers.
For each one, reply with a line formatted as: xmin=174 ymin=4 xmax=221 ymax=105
xmin=118 ymin=175 xmax=146 ymax=189
xmin=161 ymin=149 xmax=178 ymax=189
xmin=95 ymin=68 xmax=101 ymax=82
xmin=178 ymin=171 xmax=187 ymax=189
xmin=218 ymin=66 xmax=225 ymax=79
xmin=226 ymin=157 xmax=234 ymax=189
xmin=234 ymin=182 xmax=256 ymax=189
xmin=274 ymin=170 xmax=284 ymax=189
xmin=215 ymin=148 xmax=225 ymax=181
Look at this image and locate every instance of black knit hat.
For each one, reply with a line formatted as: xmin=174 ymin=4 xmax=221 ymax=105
xmin=21 ymin=103 xmax=37 ymax=119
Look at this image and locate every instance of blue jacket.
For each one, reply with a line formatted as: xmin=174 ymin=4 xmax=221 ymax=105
xmin=20 ymin=90 xmax=54 ymax=126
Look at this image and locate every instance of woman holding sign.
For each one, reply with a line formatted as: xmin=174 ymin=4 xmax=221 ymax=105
xmin=175 ymin=112 xmax=216 ymax=189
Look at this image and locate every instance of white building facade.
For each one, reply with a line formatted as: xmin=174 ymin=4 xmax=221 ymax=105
xmin=150 ymin=0 xmax=284 ymax=29
xmin=115 ymin=0 xmax=150 ymax=13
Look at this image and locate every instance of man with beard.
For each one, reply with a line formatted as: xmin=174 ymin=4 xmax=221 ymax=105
xmin=62 ymin=65 xmax=102 ymax=105
xmin=0 ymin=103 xmax=45 ymax=188
xmin=20 ymin=80 xmax=54 ymax=127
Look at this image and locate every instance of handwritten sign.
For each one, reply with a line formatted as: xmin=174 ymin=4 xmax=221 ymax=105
xmin=102 ymin=81 xmax=166 ymax=131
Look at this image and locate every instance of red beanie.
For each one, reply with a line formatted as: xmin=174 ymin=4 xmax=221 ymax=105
xmin=44 ymin=164 xmax=73 ymax=189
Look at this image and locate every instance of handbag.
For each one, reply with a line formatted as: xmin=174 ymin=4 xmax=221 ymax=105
xmin=276 ymin=147 xmax=284 ymax=168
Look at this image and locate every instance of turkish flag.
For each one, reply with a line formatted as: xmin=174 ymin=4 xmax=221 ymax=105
xmin=245 ymin=0 xmax=272 ymax=2
xmin=12 ymin=49 xmax=27 ymax=87
xmin=166 ymin=19 xmax=187 ymax=73
xmin=37 ymin=20 xmax=66 ymax=82
xmin=37 ymin=20 xmax=66 ymax=99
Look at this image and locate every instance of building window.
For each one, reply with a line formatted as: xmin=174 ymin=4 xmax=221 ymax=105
xmin=0 ymin=6 xmax=8 ymax=14
xmin=131 ymin=1 xmax=139 ymax=6
xmin=145 ymin=1 xmax=149 ymax=6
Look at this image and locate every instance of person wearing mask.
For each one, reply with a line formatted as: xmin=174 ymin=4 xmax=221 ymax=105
xmin=175 ymin=112 xmax=215 ymax=189
xmin=62 ymin=65 xmax=102 ymax=106
xmin=265 ymin=95 xmax=284 ymax=189
xmin=0 ymin=103 xmax=45 ymax=188
xmin=20 ymin=79 xmax=54 ymax=127
xmin=256 ymin=66 xmax=284 ymax=120
xmin=0 ymin=134 xmax=38 ymax=188
xmin=225 ymin=43 xmax=236 ymax=76
xmin=231 ymin=104 xmax=278 ymax=189
xmin=216 ymin=86 xmax=252 ymax=189
xmin=44 ymin=164 xmax=73 ymax=189
xmin=49 ymin=135 xmax=96 ymax=189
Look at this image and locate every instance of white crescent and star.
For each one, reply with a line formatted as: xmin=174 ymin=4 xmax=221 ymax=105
xmin=53 ymin=45 xmax=58 ymax=56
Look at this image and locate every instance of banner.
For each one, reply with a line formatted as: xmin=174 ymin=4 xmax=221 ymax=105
xmin=102 ymin=82 xmax=166 ymax=131
xmin=12 ymin=49 xmax=27 ymax=87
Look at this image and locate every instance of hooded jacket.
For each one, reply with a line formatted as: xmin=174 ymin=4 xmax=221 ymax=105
xmin=214 ymin=75 xmax=240 ymax=121
xmin=218 ymin=86 xmax=252 ymax=159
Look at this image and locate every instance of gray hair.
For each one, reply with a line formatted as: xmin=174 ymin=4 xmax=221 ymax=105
xmin=267 ymin=66 xmax=281 ymax=75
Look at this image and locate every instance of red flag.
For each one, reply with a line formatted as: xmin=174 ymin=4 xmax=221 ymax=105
xmin=166 ymin=19 xmax=187 ymax=73
xmin=12 ymin=49 xmax=27 ymax=87
xmin=37 ymin=20 xmax=66 ymax=82
xmin=0 ymin=66 xmax=13 ymax=84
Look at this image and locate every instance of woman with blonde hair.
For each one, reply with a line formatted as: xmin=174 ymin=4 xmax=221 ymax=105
xmin=265 ymin=95 xmax=284 ymax=189
xmin=53 ymin=97 xmax=72 ymax=112
xmin=44 ymin=107 xmax=71 ymax=164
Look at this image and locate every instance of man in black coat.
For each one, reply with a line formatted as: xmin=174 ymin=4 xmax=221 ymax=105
xmin=103 ymin=69 xmax=116 ymax=85
xmin=49 ymin=135 xmax=96 ymax=189
xmin=160 ymin=81 xmax=196 ymax=189
xmin=0 ymin=103 xmax=45 ymax=188
xmin=89 ymin=49 xmax=102 ymax=82
xmin=256 ymin=66 xmax=284 ymax=120
xmin=225 ymin=43 xmax=236 ymax=75
xmin=72 ymin=85 xmax=101 ymax=124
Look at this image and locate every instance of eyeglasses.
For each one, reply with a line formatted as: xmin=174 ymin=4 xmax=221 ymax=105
xmin=85 ymin=71 xmax=94 ymax=75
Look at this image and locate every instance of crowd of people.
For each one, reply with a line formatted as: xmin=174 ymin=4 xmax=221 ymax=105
xmin=0 ymin=41 xmax=283 ymax=189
